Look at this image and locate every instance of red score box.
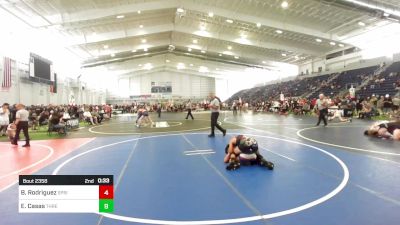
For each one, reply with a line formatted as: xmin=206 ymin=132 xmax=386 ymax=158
xmin=99 ymin=185 xmax=114 ymax=199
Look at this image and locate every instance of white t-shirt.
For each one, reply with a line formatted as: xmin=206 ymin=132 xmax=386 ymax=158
xmin=16 ymin=109 xmax=29 ymax=121
xmin=280 ymin=93 xmax=285 ymax=101
xmin=210 ymin=98 xmax=220 ymax=112
xmin=0 ymin=108 xmax=10 ymax=125
xmin=83 ymin=112 xmax=92 ymax=118
xmin=316 ymin=99 xmax=327 ymax=110
xmin=349 ymin=87 xmax=355 ymax=98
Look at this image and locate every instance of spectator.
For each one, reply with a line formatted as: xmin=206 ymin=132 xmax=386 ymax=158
xmin=50 ymin=113 xmax=67 ymax=134
xmin=377 ymin=96 xmax=384 ymax=115
xmin=383 ymin=95 xmax=393 ymax=115
xmin=0 ymin=103 xmax=10 ymax=136
xmin=359 ymin=101 xmax=373 ymax=119
xmin=393 ymin=95 xmax=400 ymax=112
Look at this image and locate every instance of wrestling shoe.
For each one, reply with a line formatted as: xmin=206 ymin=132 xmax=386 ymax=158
xmin=226 ymin=162 xmax=240 ymax=171
xmin=208 ymin=134 xmax=215 ymax=138
xmin=259 ymin=159 xmax=274 ymax=170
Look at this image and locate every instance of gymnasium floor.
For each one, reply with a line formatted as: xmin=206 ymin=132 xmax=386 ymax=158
xmin=1 ymin=112 xmax=400 ymax=225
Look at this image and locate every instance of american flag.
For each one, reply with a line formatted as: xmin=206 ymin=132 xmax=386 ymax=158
xmin=2 ymin=57 xmax=12 ymax=88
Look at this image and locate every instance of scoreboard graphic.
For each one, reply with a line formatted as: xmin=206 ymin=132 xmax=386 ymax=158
xmin=19 ymin=175 xmax=113 ymax=213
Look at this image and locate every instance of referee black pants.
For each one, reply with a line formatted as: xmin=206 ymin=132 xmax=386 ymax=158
xmin=317 ymin=108 xmax=328 ymax=126
xmin=210 ymin=112 xmax=225 ymax=135
xmin=186 ymin=109 xmax=194 ymax=119
xmin=13 ymin=121 xmax=30 ymax=144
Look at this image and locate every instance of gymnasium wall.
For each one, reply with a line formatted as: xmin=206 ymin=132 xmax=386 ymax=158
xmin=299 ymin=51 xmax=399 ymax=76
xmin=117 ymin=71 xmax=215 ymax=99
xmin=0 ymin=57 xmax=106 ymax=105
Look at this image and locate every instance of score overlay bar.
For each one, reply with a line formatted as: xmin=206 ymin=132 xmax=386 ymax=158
xmin=19 ymin=175 xmax=114 ymax=213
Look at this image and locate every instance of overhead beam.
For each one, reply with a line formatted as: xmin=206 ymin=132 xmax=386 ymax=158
xmin=181 ymin=1 xmax=341 ymax=41
xmin=69 ymin=23 xmax=320 ymax=56
xmin=56 ymin=0 xmax=178 ymax=25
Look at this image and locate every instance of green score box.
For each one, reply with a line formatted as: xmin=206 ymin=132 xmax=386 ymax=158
xmin=99 ymin=199 xmax=114 ymax=212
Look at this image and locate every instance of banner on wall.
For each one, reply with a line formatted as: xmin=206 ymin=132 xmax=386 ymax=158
xmin=151 ymin=81 xmax=172 ymax=93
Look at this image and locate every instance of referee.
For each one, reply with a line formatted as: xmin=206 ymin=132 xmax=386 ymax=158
xmin=208 ymin=93 xmax=226 ymax=137
xmin=185 ymin=100 xmax=194 ymax=120
xmin=315 ymin=94 xmax=328 ymax=127
xmin=12 ymin=104 xmax=30 ymax=147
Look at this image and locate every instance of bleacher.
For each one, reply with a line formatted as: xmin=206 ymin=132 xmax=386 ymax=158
xmin=226 ymin=63 xmax=400 ymax=104
xmin=310 ymin=65 xmax=378 ymax=99
xmin=357 ymin=61 xmax=400 ymax=99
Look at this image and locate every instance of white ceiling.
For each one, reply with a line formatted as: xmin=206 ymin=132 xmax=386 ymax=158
xmin=1 ymin=0 xmax=399 ymax=74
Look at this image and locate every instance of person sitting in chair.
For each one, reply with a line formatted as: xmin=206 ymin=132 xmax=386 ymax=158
xmin=50 ymin=113 xmax=67 ymax=135
xmin=224 ymin=135 xmax=274 ymax=170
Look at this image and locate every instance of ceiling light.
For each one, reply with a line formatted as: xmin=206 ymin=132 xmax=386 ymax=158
xmin=201 ymin=50 xmax=206 ymax=53
xmin=219 ymin=53 xmax=223 ymax=56
xmin=227 ymin=46 xmax=232 ymax=50
xmin=200 ymin=24 xmax=206 ymax=31
xmin=281 ymin=53 xmax=287 ymax=56
xmin=131 ymin=50 xmax=137 ymax=53
xmin=315 ymin=38 xmax=322 ymax=42
xmin=143 ymin=48 xmax=148 ymax=52
xmin=110 ymin=53 xmax=115 ymax=57
xmin=177 ymin=8 xmax=185 ymax=13
xmin=256 ymin=23 xmax=261 ymax=28
xmin=177 ymin=62 xmax=185 ymax=70
xmin=193 ymin=39 xmax=198 ymax=44
xmin=300 ymin=57 xmax=306 ymax=59
xmin=144 ymin=63 xmax=153 ymax=70
xmin=330 ymin=42 xmax=336 ymax=46
xmin=139 ymin=25 xmax=144 ymax=28
xmin=338 ymin=43 xmax=344 ymax=47
xmin=383 ymin=12 xmax=390 ymax=17
xmin=137 ymin=10 xmax=141 ymax=14
xmin=281 ymin=1 xmax=289 ymax=8
xmin=166 ymin=59 xmax=170 ymax=63
xmin=234 ymin=56 xmax=239 ymax=59
xmin=262 ymin=61 xmax=266 ymax=64
xmin=116 ymin=15 xmax=125 ymax=19
xmin=139 ymin=64 xmax=142 ymax=67
xmin=208 ymin=12 xmax=214 ymax=17
xmin=199 ymin=66 xmax=209 ymax=73
xmin=188 ymin=48 xmax=192 ymax=52
xmin=358 ymin=21 xmax=365 ymax=26
xmin=226 ymin=19 xmax=233 ymax=23
xmin=190 ymin=64 xmax=194 ymax=67
xmin=141 ymin=39 xmax=147 ymax=43
xmin=294 ymin=56 xmax=299 ymax=59
xmin=103 ymin=45 xmax=109 ymax=49
xmin=276 ymin=30 xmax=283 ymax=34
xmin=216 ymin=68 xmax=219 ymax=71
